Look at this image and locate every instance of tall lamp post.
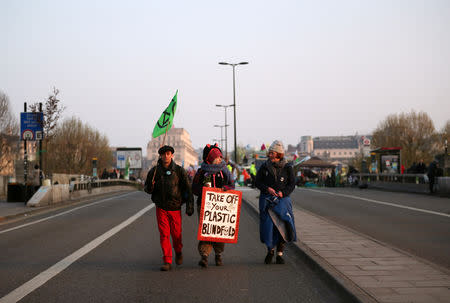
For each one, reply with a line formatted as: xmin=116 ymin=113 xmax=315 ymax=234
xmin=219 ymin=61 xmax=248 ymax=164
xmin=214 ymin=124 xmax=228 ymax=150
xmin=216 ymin=104 xmax=233 ymax=160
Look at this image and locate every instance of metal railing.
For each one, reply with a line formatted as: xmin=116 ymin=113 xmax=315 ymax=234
xmin=351 ymin=173 xmax=427 ymax=184
xmin=70 ymin=178 xmax=143 ymax=193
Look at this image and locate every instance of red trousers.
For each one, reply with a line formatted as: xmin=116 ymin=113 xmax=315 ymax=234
xmin=156 ymin=207 xmax=183 ymax=264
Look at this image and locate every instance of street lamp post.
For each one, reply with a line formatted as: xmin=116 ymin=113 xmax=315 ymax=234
xmin=219 ymin=61 xmax=248 ymax=164
xmin=214 ymin=124 xmax=228 ymax=150
xmin=215 ymin=104 xmax=233 ymax=160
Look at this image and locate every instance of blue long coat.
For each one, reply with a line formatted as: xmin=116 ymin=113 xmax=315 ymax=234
xmin=259 ymin=193 xmax=297 ymax=249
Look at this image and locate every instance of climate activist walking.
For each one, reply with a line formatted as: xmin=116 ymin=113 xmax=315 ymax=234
xmin=144 ymin=91 xmax=194 ymax=272
xmin=255 ymin=140 xmax=297 ymax=264
xmin=192 ymin=143 xmax=241 ymax=268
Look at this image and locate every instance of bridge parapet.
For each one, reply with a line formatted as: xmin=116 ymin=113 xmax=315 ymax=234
xmin=354 ymin=173 xmax=427 ymax=184
xmin=27 ymin=179 xmax=143 ymax=207
xmin=351 ymin=173 xmax=449 ymax=196
xmin=70 ymin=179 xmax=143 ymax=193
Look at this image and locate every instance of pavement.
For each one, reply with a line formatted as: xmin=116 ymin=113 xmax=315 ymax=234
xmin=0 ymin=200 xmax=35 ymax=222
xmin=1 ymin=188 xmax=450 ymax=303
xmin=239 ymin=187 xmax=450 ymax=303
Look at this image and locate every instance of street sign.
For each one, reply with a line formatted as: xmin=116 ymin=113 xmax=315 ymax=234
xmin=20 ymin=112 xmax=44 ymax=141
xmin=116 ymin=148 xmax=142 ymax=169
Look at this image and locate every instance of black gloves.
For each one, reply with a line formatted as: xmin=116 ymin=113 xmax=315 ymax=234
xmin=186 ymin=205 xmax=194 ymax=216
xmin=144 ymin=185 xmax=153 ymax=194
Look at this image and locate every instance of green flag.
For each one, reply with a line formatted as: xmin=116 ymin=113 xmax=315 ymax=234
xmin=152 ymin=90 xmax=178 ymax=138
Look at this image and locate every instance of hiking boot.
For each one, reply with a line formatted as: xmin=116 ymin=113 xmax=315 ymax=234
xmin=276 ymin=255 xmax=285 ymax=264
xmin=198 ymin=256 xmax=208 ymax=268
xmin=175 ymin=253 xmax=183 ymax=265
xmin=160 ymin=263 xmax=172 ymax=271
xmin=264 ymin=250 xmax=274 ymax=264
xmin=215 ymin=254 xmax=223 ymax=266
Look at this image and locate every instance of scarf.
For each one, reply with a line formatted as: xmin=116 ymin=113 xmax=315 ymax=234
xmin=265 ymin=158 xmax=287 ymax=180
xmin=200 ymin=160 xmax=233 ymax=181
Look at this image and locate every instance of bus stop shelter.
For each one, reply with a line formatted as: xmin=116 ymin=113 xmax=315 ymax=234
xmin=370 ymin=147 xmax=402 ymax=174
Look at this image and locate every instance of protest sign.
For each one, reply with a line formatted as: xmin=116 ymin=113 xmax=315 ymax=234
xmin=197 ymin=187 xmax=242 ymax=243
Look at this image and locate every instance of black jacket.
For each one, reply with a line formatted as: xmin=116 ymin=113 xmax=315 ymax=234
xmin=145 ymin=160 xmax=194 ymax=213
xmin=255 ymin=160 xmax=295 ymax=197
xmin=191 ymin=165 xmax=234 ymax=209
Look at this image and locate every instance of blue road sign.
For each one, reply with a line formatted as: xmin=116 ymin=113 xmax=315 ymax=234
xmin=20 ymin=112 xmax=44 ymax=141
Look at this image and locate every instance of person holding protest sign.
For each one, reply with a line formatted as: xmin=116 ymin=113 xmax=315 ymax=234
xmin=255 ymin=140 xmax=296 ymax=265
xmin=144 ymin=145 xmax=194 ymax=271
xmin=192 ymin=143 xmax=234 ymax=268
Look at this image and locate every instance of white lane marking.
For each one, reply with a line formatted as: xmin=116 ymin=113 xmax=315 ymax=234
xmin=0 ymin=203 xmax=154 ymax=303
xmin=0 ymin=192 xmax=135 ymax=235
xmin=302 ymin=188 xmax=450 ymax=218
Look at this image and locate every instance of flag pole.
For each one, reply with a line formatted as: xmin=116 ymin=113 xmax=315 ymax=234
xmin=151 ymin=123 xmax=171 ymax=185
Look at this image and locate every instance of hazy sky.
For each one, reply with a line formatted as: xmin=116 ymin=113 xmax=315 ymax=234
xmin=1 ymin=0 xmax=449 ymax=155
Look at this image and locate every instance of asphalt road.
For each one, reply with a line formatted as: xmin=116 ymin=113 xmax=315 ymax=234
xmin=0 ymin=191 xmax=353 ymax=303
xmin=292 ymin=187 xmax=450 ymax=269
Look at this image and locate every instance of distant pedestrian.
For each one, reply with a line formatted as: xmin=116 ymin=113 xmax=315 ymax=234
xmin=427 ymin=160 xmax=438 ymax=194
xmin=409 ymin=162 xmax=417 ymax=174
xmin=249 ymin=162 xmax=257 ymax=188
xmin=144 ymin=145 xmax=194 ymax=271
xmin=101 ymin=168 xmax=109 ymax=179
xmin=416 ymin=159 xmax=426 ymax=174
xmin=192 ymin=144 xmax=234 ymax=268
xmin=255 ymin=140 xmax=296 ymax=265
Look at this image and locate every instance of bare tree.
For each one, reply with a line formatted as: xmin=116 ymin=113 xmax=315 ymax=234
xmin=28 ymin=87 xmax=66 ymax=174
xmin=45 ymin=117 xmax=113 ymax=175
xmin=29 ymin=87 xmax=65 ymax=138
xmin=371 ymin=111 xmax=440 ymax=167
xmin=0 ymin=92 xmax=19 ymax=175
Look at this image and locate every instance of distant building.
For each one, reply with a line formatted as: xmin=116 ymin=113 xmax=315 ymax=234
xmin=313 ymin=136 xmax=359 ymax=162
xmin=299 ymin=136 xmax=314 ymax=154
xmin=146 ymin=127 xmax=198 ymax=170
xmin=288 ymin=135 xmax=372 ymax=164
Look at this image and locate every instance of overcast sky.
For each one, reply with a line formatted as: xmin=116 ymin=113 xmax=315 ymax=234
xmin=1 ymin=0 xmax=449 ymax=155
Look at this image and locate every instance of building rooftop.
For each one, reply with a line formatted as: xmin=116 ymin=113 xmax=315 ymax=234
xmin=313 ymin=138 xmax=359 ymax=149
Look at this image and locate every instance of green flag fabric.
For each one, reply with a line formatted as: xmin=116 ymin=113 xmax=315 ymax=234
xmin=152 ymin=90 xmax=178 ymax=138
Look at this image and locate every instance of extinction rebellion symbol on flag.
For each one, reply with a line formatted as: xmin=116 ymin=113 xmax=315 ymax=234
xmin=152 ymin=90 xmax=178 ymax=138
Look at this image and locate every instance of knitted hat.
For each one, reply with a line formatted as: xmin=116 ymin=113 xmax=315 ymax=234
xmin=206 ymin=148 xmax=223 ymax=164
xmin=158 ymin=145 xmax=175 ymax=155
xmin=202 ymin=143 xmax=222 ymax=162
xmin=269 ymin=140 xmax=285 ymax=154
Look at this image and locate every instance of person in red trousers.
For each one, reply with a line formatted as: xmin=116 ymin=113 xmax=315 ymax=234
xmin=145 ymin=145 xmax=194 ymax=271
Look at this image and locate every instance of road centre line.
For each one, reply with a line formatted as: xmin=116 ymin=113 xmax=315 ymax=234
xmin=303 ymin=189 xmax=450 ymax=218
xmin=0 ymin=203 xmax=154 ymax=303
xmin=0 ymin=192 xmax=135 ymax=235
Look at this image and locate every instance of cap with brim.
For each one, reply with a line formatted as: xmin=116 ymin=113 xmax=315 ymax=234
xmin=158 ymin=145 xmax=175 ymax=155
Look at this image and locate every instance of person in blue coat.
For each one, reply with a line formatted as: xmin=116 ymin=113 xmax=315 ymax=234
xmin=255 ymin=140 xmax=296 ymax=264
